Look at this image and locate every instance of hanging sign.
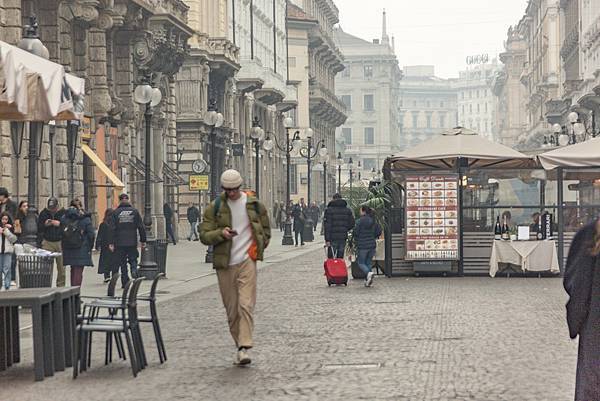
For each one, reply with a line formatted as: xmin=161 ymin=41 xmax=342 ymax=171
xmin=189 ymin=174 xmax=209 ymax=191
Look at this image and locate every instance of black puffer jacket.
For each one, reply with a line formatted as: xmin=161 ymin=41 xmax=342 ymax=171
xmin=353 ymin=215 xmax=382 ymax=250
xmin=37 ymin=208 xmax=66 ymax=242
xmin=323 ymin=199 xmax=355 ymax=242
xmin=111 ymin=202 xmax=146 ymax=247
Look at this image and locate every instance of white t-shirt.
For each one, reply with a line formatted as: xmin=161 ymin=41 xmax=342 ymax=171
xmin=228 ymin=192 xmax=253 ymax=266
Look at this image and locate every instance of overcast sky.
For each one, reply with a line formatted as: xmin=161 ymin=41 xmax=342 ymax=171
xmin=334 ymin=0 xmax=529 ymax=78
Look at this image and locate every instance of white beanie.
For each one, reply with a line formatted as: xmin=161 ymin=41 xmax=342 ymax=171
xmin=220 ymin=169 xmax=243 ymax=189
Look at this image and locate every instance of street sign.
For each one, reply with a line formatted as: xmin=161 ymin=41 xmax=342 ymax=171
xmin=189 ymin=174 xmax=209 ymax=191
xmin=232 ymin=143 xmax=244 ymax=157
xmin=192 ymin=159 xmax=207 ymax=174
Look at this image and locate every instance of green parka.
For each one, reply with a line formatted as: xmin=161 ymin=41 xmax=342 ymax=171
xmin=199 ymin=193 xmax=271 ymax=269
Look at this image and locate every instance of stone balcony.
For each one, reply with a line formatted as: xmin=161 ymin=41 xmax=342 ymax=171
xmin=237 ymin=58 xmax=297 ymax=107
xmin=309 ymin=81 xmax=347 ymax=127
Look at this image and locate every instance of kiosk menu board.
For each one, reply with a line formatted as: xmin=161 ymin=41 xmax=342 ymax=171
xmin=405 ymin=174 xmax=459 ymax=260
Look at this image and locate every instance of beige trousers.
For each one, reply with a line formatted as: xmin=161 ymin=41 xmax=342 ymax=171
xmin=216 ymin=258 xmax=257 ymax=349
xmin=41 ymin=240 xmax=65 ymax=287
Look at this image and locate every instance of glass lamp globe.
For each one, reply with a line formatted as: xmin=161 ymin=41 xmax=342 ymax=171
xmin=318 ymin=145 xmax=328 ymax=158
xmin=150 ymin=87 xmax=162 ymax=107
xmin=568 ymin=111 xmax=579 ymax=124
xmin=205 ymin=110 xmax=217 ymax=126
xmin=283 ymin=117 xmax=293 ymax=128
xmin=552 ymin=123 xmax=562 ymax=134
xmin=134 ymin=84 xmax=153 ymax=104
xmin=306 ymin=128 xmax=313 ymax=138
xmin=573 ymin=122 xmax=585 ymax=136
xmin=263 ymin=138 xmax=274 ymax=151
xmin=215 ymin=113 xmax=224 ymax=128
xmin=558 ymin=133 xmax=570 ymax=147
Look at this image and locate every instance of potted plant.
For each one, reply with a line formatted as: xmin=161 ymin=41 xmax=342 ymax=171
xmin=343 ymin=181 xmax=393 ymax=279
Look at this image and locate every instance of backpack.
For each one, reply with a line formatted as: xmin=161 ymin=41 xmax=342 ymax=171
xmin=62 ymin=219 xmax=84 ymax=249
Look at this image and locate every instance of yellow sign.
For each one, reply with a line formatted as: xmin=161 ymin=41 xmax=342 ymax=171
xmin=189 ymin=175 xmax=209 ymax=191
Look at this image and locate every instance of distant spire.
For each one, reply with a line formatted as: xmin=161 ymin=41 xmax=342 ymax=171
xmin=382 ymin=9 xmax=390 ymax=46
xmin=392 ymin=36 xmax=396 ymax=53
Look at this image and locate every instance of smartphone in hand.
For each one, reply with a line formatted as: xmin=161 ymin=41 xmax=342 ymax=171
xmin=229 ymin=229 xmax=238 ymax=236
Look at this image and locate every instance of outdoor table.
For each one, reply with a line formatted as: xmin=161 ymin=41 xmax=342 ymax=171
xmin=373 ymin=238 xmax=385 ymax=275
xmin=0 ymin=287 xmax=80 ymax=381
xmin=489 ymin=240 xmax=560 ymax=277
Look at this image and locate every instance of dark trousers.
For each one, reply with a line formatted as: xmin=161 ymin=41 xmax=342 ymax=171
xmin=166 ymin=222 xmax=176 ymax=244
xmin=70 ymin=266 xmax=84 ymax=286
xmin=328 ymin=240 xmax=346 ymax=259
xmin=294 ymin=229 xmax=304 ymax=245
xmin=116 ymin=246 xmax=139 ymax=286
xmin=10 ymin=254 xmax=16 ymax=284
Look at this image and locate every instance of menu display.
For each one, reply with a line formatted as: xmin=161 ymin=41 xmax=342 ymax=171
xmin=405 ymin=174 xmax=459 ymax=260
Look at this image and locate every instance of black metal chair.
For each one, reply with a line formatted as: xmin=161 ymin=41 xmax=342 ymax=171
xmin=137 ymin=273 xmax=167 ymax=363
xmin=74 ymin=278 xmax=144 ymax=378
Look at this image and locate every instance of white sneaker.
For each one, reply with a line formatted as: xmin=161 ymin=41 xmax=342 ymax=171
xmin=366 ymin=272 xmax=374 ymax=287
xmin=10 ymin=281 xmax=16 ymax=288
xmin=236 ymin=349 xmax=251 ymax=365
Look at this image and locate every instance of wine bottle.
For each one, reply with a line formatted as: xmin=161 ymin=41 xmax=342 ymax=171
xmin=537 ymin=213 xmax=543 ymax=240
xmin=501 ymin=216 xmax=510 ymax=240
xmin=494 ymin=216 xmax=502 ymax=240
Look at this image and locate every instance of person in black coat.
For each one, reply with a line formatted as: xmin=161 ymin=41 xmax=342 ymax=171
xmin=353 ymin=206 xmax=382 ymax=287
xmin=112 ymin=194 xmax=146 ymax=287
xmin=564 ymin=219 xmax=600 ymax=400
xmin=291 ymin=202 xmax=306 ymax=246
xmin=163 ymin=202 xmax=176 ymax=245
xmin=0 ymin=187 xmax=17 ymax=220
xmin=60 ymin=202 xmax=95 ymax=287
xmin=95 ymin=208 xmax=118 ymax=283
xmin=186 ymin=204 xmax=200 ymax=241
xmin=324 ymin=193 xmax=355 ymax=259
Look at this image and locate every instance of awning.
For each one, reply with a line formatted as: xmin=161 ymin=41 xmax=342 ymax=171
xmin=0 ymin=40 xmax=85 ymax=121
xmin=81 ymin=144 xmax=125 ymax=189
xmin=537 ymin=136 xmax=600 ymax=170
xmin=385 ymin=127 xmax=536 ymax=170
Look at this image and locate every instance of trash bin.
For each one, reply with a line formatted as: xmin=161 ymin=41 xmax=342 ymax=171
xmin=154 ymin=239 xmax=169 ymax=277
xmin=17 ymin=255 xmax=54 ymax=288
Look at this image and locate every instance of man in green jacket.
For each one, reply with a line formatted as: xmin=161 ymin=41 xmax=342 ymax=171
xmin=200 ymin=169 xmax=271 ymax=365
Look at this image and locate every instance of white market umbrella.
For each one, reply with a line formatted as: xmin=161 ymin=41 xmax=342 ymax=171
xmin=0 ymin=40 xmax=85 ymax=121
xmin=385 ymin=127 xmax=535 ymax=170
xmin=537 ymin=136 xmax=600 ymax=170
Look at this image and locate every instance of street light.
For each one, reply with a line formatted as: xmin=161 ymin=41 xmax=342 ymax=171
xmin=265 ymin=117 xmax=296 ymax=245
xmin=348 ymin=157 xmax=354 ymax=192
xmin=297 ymin=128 xmax=328 ymax=242
xmin=134 ymin=73 xmax=162 ymax=276
xmin=66 ymin=120 xmax=80 ymax=200
xmin=568 ymin=111 xmax=579 ymax=145
xmin=205 ymin=98 xmax=224 ymax=263
xmin=336 ymin=152 xmax=343 ymax=194
xmin=250 ymin=116 xmax=265 ymax=198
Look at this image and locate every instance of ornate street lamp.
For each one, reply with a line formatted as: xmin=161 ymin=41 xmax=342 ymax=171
xmin=297 ymin=128 xmax=328 ymax=242
xmin=264 ymin=117 xmax=296 ymax=245
xmin=204 ymin=98 xmax=224 ymax=263
xmin=250 ymin=116 xmax=265 ymax=198
xmin=66 ymin=120 xmax=80 ymax=200
xmin=336 ymin=152 xmax=343 ymax=194
xmin=134 ymin=73 xmax=163 ymax=276
xmin=16 ymin=16 xmax=49 ymax=246
xmin=348 ymin=157 xmax=354 ymax=192
xmin=10 ymin=122 xmax=24 ymax=202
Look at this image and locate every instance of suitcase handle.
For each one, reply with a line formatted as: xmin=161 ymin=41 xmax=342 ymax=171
xmin=324 ymin=245 xmax=338 ymax=259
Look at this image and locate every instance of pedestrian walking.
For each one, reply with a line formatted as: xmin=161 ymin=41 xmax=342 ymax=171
xmin=112 ymin=194 xmax=146 ymax=287
xmin=309 ymin=202 xmax=320 ymax=232
xmin=199 ymin=169 xmax=271 ymax=366
xmin=0 ymin=212 xmax=17 ymax=290
xmin=186 ymin=204 xmax=201 ymax=241
xmin=38 ymin=197 xmax=66 ymax=287
xmin=353 ymin=206 xmax=382 ymax=287
xmin=323 ymin=193 xmax=355 ymax=259
xmin=564 ymin=219 xmax=600 ymax=400
xmin=0 ymin=187 xmax=17 ymax=219
xmin=278 ymin=201 xmax=286 ymax=231
xmin=292 ymin=202 xmax=306 ymax=246
xmin=164 ymin=202 xmax=177 ymax=245
xmin=95 ymin=208 xmax=118 ymax=283
xmin=60 ymin=201 xmax=95 ymax=287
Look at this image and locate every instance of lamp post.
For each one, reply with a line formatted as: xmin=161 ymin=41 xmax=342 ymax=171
xmin=10 ymin=122 xmax=24 ymax=202
xmin=66 ymin=120 xmax=80 ymax=200
xmin=337 ymin=152 xmax=343 ymax=194
xmin=204 ymin=99 xmax=224 ymax=263
xmin=348 ymin=157 xmax=354 ymax=193
xmin=250 ymin=116 xmax=265 ymax=197
xmin=264 ymin=117 xmax=295 ymax=245
xmin=297 ymin=128 xmax=328 ymax=242
xmin=17 ymin=16 xmax=49 ymax=246
xmin=568 ymin=111 xmax=578 ymax=145
xmin=134 ymin=73 xmax=163 ymax=276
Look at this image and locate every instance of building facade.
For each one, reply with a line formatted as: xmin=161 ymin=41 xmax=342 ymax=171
xmin=0 ymin=0 xmax=192 ymax=240
xmin=398 ymin=65 xmax=457 ymax=150
xmin=334 ymin=11 xmax=402 ymax=182
xmin=454 ymin=61 xmax=501 ymax=141
xmin=287 ymin=0 xmax=346 ymax=204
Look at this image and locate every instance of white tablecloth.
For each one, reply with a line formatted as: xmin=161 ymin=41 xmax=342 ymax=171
xmin=374 ymin=239 xmax=385 ymax=261
xmin=489 ymin=240 xmax=560 ymax=277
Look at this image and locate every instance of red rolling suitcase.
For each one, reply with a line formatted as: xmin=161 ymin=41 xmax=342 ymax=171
xmin=324 ymin=247 xmax=348 ymax=286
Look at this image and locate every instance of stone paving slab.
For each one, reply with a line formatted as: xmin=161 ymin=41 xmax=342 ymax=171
xmin=2 ymin=250 xmax=577 ymax=401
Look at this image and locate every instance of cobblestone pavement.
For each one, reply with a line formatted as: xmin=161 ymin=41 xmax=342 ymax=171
xmin=3 ymin=249 xmax=577 ymax=401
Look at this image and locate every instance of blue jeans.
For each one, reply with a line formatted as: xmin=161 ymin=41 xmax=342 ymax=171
xmin=357 ymin=248 xmax=376 ymax=276
xmin=328 ymin=240 xmax=346 ymax=259
xmin=188 ymin=221 xmax=199 ymax=240
xmin=0 ymin=253 xmax=12 ymax=289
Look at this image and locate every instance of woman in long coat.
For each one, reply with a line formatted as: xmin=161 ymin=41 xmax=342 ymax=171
xmin=95 ymin=208 xmax=117 ymax=283
xmin=60 ymin=203 xmax=95 ymax=287
xmin=564 ymin=219 xmax=600 ymax=400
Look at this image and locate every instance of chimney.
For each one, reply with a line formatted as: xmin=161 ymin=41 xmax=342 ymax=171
xmin=373 ymin=39 xmax=380 ymax=44
xmin=382 ymin=9 xmax=390 ymax=46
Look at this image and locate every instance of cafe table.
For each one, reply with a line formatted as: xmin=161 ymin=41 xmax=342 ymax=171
xmin=0 ymin=287 xmax=80 ymax=381
xmin=489 ymin=239 xmax=560 ymax=277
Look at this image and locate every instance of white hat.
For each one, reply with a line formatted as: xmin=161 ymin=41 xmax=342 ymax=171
xmin=220 ymin=169 xmax=243 ymax=189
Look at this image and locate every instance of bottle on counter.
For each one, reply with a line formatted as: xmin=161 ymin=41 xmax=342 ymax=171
xmin=494 ymin=216 xmax=502 ymax=240
xmin=501 ymin=215 xmax=510 ymax=240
